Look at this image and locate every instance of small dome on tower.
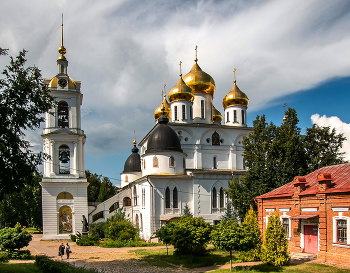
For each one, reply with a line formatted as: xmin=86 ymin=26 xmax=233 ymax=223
xmin=154 ymin=95 xmax=171 ymax=120
xmin=123 ymin=139 xmax=141 ymax=173
xmin=146 ymin=114 xmax=183 ymax=154
xmin=168 ymin=76 xmax=194 ymax=103
xmin=212 ymin=105 xmax=223 ymax=123
xmin=48 ymin=76 xmax=77 ymax=89
xmin=183 ymin=61 xmax=215 ymax=96
xmin=222 ymin=80 xmax=249 ymax=109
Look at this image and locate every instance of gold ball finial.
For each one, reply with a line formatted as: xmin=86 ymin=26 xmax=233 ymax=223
xmin=283 ymin=103 xmax=287 ymax=123
xmin=58 ymin=13 xmax=67 ymax=56
xmin=133 ymin=130 xmax=137 ymax=145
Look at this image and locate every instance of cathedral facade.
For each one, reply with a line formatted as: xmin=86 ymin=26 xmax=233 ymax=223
xmin=88 ymin=53 xmax=252 ymax=241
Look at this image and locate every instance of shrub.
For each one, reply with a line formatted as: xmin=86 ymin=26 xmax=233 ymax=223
xmin=261 ymin=212 xmax=290 ymax=266
xmin=0 ymin=223 xmax=32 ymax=252
xmin=76 ymin=233 xmax=99 ymax=246
xmin=0 ymin=251 xmax=9 ymax=263
xmin=105 ymin=219 xmax=138 ymax=241
xmin=100 ymin=238 xmax=162 ymax=248
xmin=8 ymin=250 xmax=31 ymax=260
xmin=70 ymin=234 xmax=76 ymax=242
xmin=89 ymin=222 xmax=105 ymax=239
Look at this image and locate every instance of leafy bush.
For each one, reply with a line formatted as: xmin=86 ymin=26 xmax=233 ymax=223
xmin=105 ymin=219 xmax=138 ymax=240
xmin=0 ymin=223 xmax=32 ymax=252
xmin=70 ymin=234 xmax=76 ymax=242
xmin=0 ymin=251 xmax=9 ymax=263
xmin=261 ymin=212 xmax=290 ymax=266
xmin=100 ymin=238 xmax=162 ymax=248
xmin=76 ymin=234 xmax=99 ymax=246
xmin=35 ymin=255 xmax=101 ymax=273
xmin=8 ymin=250 xmax=31 ymax=260
xmin=89 ymin=222 xmax=105 ymax=239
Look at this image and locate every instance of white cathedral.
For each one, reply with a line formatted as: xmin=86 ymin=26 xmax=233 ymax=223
xmin=40 ymin=24 xmax=252 ymax=240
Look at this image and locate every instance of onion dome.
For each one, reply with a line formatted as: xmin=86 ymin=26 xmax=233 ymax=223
xmin=48 ymin=76 xmax=77 ymax=89
xmin=212 ymin=105 xmax=223 ymax=123
xmin=222 ymin=80 xmax=249 ymax=109
xmin=154 ymin=95 xmax=171 ymax=120
xmin=168 ymin=72 xmax=194 ymax=103
xmin=123 ymin=139 xmax=141 ymax=173
xmin=183 ymin=61 xmax=215 ymax=96
xmin=146 ymin=113 xmax=183 ymax=154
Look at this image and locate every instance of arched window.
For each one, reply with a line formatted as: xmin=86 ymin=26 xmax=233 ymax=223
xmin=125 ymin=175 xmax=128 ymax=182
xmin=190 ymin=106 xmax=193 ymax=119
xmin=234 ymin=110 xmax=237 ymax=123
xmin=165 ymin=187 xmax=170 ymax=208
xmin=133 ymin=186 xmax=137 ymax=206
xmin=212 ymin=131 xmax=220 ymax=145
xmin=201 ymin=100 xmax=205 ymax=119
xmin=153 ymin=156 xmax=158 ymax=168
xmin=140 ymin=213 xmax=143 ymax=231
xmin=220 ymin=187 xmax=224 ymax=208
xmin=242 ymin=110 xmax=245 ymax=124
xmin=213 ymin=156 xmax=217 ymax=169
xmin=142 ymin=188 xmax=145 ymax=208
xmin=227 ymin=112 xmax=230 ymax=122
xmin=58 ymin=101 xmax=69 ymax=128
xmin=212 ymin=187 xmax=217 ymax=208
xmin=57 ymin=192 xmax=73 ymax=199
xmin=173 ymin=187 xmax=178 ymax=208
xmin=123 ymin=197 xmax=131 ymax=207
xmin=182 ymin=105 xmax=186 ymax=120
xmin=143 ymin=159 xmax=146 ymax=169
xmin=169 ymin=156 xmax=175 ymax=167
xmin=58 ymin=144 xmax=70 ymax=174
xmin=174 ymin=106 xmax=178 ymax=120
xmin=109 ymin=202 xmax=119 ymax=213
xmin=135 ymin=214 xmax=139 ymax=229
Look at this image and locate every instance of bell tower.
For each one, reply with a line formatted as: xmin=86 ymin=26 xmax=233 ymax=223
xmin=40 ymin=15 xmax=88 ymax=239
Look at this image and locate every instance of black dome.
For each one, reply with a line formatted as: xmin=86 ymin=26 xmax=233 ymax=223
xmin=123 ymin=144 xmax=141 ymax=173
xmin=146 ymin=114 xmax=183 ymax=154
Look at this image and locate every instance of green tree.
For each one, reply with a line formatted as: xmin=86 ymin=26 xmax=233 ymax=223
xmin=227 ymin=108 xmax=346 ymax=218
xmin=0 ymin=223 xmax=32 ymax=252
xmin=261 ymin=212 xmax=289 ymax=266
xmin=156 ymin=221 xmax=175 ymax=255
xmin=0 ymin=173 xmax=42 ymax=229
xmin=0 ymin=48 xmax=55 ymax=198
xmin=86 ymin=170 xmax=101 ymax=202
xmin=182 ymin=203 xmax=192 ymax=217
xmin=105 ymin=220 xmax=138 ymax=241
xmin=221 ymin=200 xmax=238 ymax=221
xmin=238 ymin=206 xmax=262 ymax=262
xmin=97 ymin=177 xmax=115 ymax=202
xmin=304 ymin=124 xmax=346 ymax=172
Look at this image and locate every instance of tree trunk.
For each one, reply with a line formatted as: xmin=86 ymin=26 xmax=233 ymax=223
xmin=230 ymin=249 xmax=232 ymax=272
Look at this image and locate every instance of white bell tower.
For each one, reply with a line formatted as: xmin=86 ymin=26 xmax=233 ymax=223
xmin=40 ymin=15 xmax=88 ymax=239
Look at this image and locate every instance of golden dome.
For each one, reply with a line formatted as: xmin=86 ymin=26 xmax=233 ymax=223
xmin=168 ymin=76 xmax=194 ymax=103
xmin=183 ymin=62 xmax=215 ymax=96
xmin=48 ymin=76 xmax=77 ymax=89
xmin=222 ymin=80 xmax=249 ymax=109
xmin=213 ymin=105 xmax=222 ymax=123
xmin=154 ymin=95 xmax=171 ymax=120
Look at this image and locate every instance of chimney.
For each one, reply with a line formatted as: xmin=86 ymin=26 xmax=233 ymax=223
xmin=317 ymin=173 xmax=332 ymax=192
xmin=293 ymin=176 xmax=307 ymax=197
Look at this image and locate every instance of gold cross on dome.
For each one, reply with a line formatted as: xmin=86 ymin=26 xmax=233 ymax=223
xmin=161 ymin=90 xmax=164 ymax=100
xmin=283 ymin=103 xmax=287 ymax=113
xmin=233 ymin=68 xmax=237 ymax=82
xmin=195 ymin=45 xmax=198 ymax=62
xmin=179 ymin=61 xmax=182 ymax=76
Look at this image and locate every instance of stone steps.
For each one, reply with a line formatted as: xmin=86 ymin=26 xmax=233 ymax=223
xmin=290 ymin=252 xmax=317 ymax=262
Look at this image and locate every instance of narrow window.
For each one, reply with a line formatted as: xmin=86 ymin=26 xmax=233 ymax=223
xmin=219 ymin=187 xmax=224 ymax=208
xmin=59 ymin=144 xmax=70 ymax=174
xmin=212 ymin=187 xmax=217 ymax=208
xmin=169 ymin=156 xmax=175 ymax=167
xmin=227 ymin=112 xmax=230 ymax=122
xmin=58 ymin=101 xmax=69 ymax=128
xmin=282 ymin=218 xmax=289 ymax=237
xmin=242 ymin=110 xmax=245 ymax=124
xmin=143 ymin=159 xmax=146 ymax=169
xmin=135 ymin=214 xmax=139 ymax=229
xmin=142 ymin=188 xmax=145 ymax=209
xmin=153 ymin=156 xmax=158 ymax=168
xmin=123 ymin=197 xmax=131 ymax=207
xmin=234 ymin=110 xmax=237 ymax=123
xmin=212 ymin=131 xmax=220 ymax=145
xmin=337 ymin=220 xmax=347 ymax=243
xmin=133 ymin=186 xmax=137 ymax=206
xmin=183 ymin=158 xmax=186 ymax=169
xmin=174 ymin=106 xmax=178 ymax=120
xmin=182 ymin=105 xmax=186 ymax=120
xmin=125 ymin=175 xmax=128 ymax=182
xmin=190 ymin=106 xmax=193 ymax=119
xmin=213 ymin=156 xmax=217 ymax=169
xmin=173 ymin=187 xmax=178 ymax=208
xmin=140 ymin=213 xmax=143 ymax=231
xmin=165 ymin=187 xmax=170 ymax=208
xmin=201 ymin=100 xmax=205 ymax=119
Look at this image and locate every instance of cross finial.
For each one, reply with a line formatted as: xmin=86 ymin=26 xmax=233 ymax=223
xmin=179 ymin=61 xmax=182 ymax=77
xmin=195 ymin=45 xmax=198 ymax=62
xmin=283 ymin=103 xmax=287 ymax=113
xmin=163 ymin=84 xmax=166 ymax=98
xmin=133 ymin=130 xmax=137 ymax=145
xmin=58 ymin=13 xmax=67 ymax=56
xmin=233 ymin=68 xmax=237 ymax=83
xmin=61 ymin=13 xmax=64 ymax=47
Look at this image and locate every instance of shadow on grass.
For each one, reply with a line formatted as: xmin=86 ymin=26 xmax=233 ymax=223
xmin=234 ymin=264 xmax=283 ymax=272
xmin=131 ymin=248 xmax=233 ymax=269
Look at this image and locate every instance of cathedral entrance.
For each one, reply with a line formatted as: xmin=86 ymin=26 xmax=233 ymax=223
xmin=59 ymin=205 xmax=72 ymax=234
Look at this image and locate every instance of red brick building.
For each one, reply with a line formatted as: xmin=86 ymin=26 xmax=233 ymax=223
xmin=255 ymin=163 xmax=350 ymax=263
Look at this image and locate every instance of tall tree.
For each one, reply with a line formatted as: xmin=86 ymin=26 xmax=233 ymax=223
xmin=0 ymin=48 xmax=54 ymax=197
xmin=227 ymin=108 xmax=346 ymax=218
xmin=86 ymin=170 xmax=102 ymax=202
xmin=97 ymin=177 xmax=115 ymax=202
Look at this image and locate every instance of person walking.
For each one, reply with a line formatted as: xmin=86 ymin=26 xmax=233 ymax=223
xmin=59 ymin=243 xmax=65 ymax=260
xmin=65 ymin=242 xmax=71 ymax=259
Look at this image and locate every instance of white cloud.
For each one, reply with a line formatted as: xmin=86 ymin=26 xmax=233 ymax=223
xmin=2 ymin=0 xmax=350 ymax=157
xmin=311 ymin=114 xmax=350 ymax=161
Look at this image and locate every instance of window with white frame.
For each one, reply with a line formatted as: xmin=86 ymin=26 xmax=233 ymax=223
xmin=165 ymin=187 xmax=170 ymax=208
xmin=182 ymin=105 xmax=186 ymax=120
xmin=333 ymin=215 xmax=349 ymax=245
xmin=212 ymin=187 xmax=217 ymax=208
xmin=337 ymin=220 xmax=347 ymax=243
xmin=282 ymin=218 xmax=289 ymax=236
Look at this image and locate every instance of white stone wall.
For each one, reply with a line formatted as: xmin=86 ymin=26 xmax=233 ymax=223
xmin=141 ymin=152 xmax=185 ymax=176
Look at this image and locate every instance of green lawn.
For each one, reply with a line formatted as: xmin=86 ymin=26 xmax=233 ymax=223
xmin=0 ymin=263 xmax=44 ymax=273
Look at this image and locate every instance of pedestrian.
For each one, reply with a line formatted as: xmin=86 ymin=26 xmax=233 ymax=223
xmin=59 ymin=243 xmax=65 ymax=260
xmin=65 ymin=242 xmax=71 ymax=259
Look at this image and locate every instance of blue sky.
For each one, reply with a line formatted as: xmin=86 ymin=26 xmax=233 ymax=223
xmin=1 ymin=0 xmax=350 ymax=186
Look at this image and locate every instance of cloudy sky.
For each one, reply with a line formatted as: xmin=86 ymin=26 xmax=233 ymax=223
xmin=1 ymin=0 xmax=350 ymax=185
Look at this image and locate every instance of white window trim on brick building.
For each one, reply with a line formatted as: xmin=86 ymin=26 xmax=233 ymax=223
xmin=332 ymin=213 xmax=350 ymax=247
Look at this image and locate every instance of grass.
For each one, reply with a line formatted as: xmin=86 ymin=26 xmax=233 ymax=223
xmin=210 ymin=263 xmax=350 ymax=273
xmin=130 ymin=247 xmax=235 ymax=269
xmin=0 ymin=263 xmax=44 ymax=273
